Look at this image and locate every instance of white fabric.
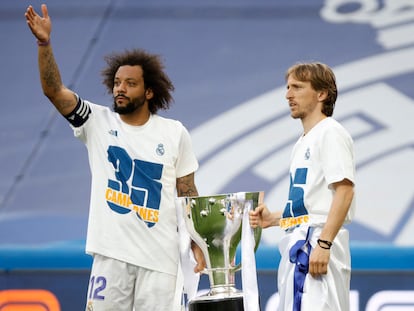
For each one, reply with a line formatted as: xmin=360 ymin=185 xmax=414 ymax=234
xmin=277 ymin=226 xmax=351 ymax=311
xmin=72 ymin=100 xmax=199 ymax=275
xmin=175 ymin=198 xmax=200 ymax=304
xmin=86 ymin=254 xmax=180 ymax=311
xmin=278 ymin=117 xmax=355 ymax=310
xmin=241 ymin=200 xmax=260 ymax=311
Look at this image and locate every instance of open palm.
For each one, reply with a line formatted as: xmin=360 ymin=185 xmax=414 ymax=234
xmin=25 ymin=4 xmax=51 ymax=42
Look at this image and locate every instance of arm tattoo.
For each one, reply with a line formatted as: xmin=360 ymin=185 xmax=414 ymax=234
xmin=55 ymin=96 xmax=78 ymax=111
xmin=176 ymin=173 xmax=198 ymax=197
xmin=40 ymin=47 xmax=63 ymax=94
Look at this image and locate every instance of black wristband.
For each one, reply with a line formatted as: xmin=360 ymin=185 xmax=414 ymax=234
xmin=317 ymin=239 xmax=332 ymax=250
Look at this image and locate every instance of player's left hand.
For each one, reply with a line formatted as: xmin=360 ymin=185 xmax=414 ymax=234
xmin=308 ymin=245 xmax=330 ymax=278
xmin=25 ymin=4 xmax=52 ymax=43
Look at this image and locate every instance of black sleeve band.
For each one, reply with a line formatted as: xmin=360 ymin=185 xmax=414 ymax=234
xmin=64 ymin=96 xmax=91 ymax=127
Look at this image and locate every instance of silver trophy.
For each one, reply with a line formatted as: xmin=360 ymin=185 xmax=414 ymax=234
xmin=178 ymin=191 xmax=263 ymax=311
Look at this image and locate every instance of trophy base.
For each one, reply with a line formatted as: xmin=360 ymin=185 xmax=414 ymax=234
xmin=188 ymin=293 xmax=244 ymax=311
xmin=189 ymin=296 xmax=243 ymax=311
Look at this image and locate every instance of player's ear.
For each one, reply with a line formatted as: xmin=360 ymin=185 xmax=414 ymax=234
xmin=145 ymin=88 xmax=154 ymax=100
xmin=317 ymin=90 xmax=328 ymax=102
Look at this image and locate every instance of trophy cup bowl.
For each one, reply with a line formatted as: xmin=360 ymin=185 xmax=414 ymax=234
xmin=178 ymin=191 xmax=263 ymax=311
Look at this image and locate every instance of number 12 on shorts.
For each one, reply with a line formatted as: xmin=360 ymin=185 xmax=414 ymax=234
xmin=88 ymin=275 xmax=107 ymax=300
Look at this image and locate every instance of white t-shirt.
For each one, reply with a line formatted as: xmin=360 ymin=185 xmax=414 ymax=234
xmin=280 ymin=117 xmax=355 ymax=230
xmin=72 ymin=100 xmax=199 ymax=275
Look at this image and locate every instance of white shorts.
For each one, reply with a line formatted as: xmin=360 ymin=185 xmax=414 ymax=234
xmin=85 ymin=254 xmax=180 ymax=311
xmin=277 ymin=226 xmax=351 ymax=311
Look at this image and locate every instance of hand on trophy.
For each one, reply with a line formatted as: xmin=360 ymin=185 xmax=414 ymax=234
xmin=191 ymin=241 xmax=206 ymax=273
xmin=249 ymin=203 xmax=281 ymax=229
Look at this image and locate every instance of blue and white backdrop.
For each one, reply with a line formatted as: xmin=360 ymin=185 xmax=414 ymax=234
xmin=0 ymin=0 xmax=413 ymax=309
xmin=1 ymin=0 xmax=413 ymax=247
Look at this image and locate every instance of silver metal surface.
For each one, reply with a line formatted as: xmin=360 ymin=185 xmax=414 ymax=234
xmin=178 ymin=191 xmax=263 ymax=297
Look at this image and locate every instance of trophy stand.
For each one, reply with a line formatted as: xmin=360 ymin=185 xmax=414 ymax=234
xmin=189 ymin=295 xmax=243 ymax=311
xmin=178 ymin=192 xmax=263 ymax=311
xmin=189 ymin=268 xmax=243 ymax=311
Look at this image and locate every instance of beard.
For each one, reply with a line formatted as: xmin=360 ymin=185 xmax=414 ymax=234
xmin=113 ymin=95 xmax=146 ymax=115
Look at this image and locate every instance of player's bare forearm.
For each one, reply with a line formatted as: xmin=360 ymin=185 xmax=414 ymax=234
xmin=309 ymin=180 xmax=354 ymax=277
xmin=26 ymin=4 xmax=77 ymax=115
xmin=268 ymin=210 xmax=282 ymax=227
xmin=39 ymin=46 xmax=62 ymax=96
xmin=38 ymin=46 xmax=76 ymax=115
xmin=176 ymin=173 xmax=198 ymax=197
xmin=319 ymin=179 xmax=354 ymax=243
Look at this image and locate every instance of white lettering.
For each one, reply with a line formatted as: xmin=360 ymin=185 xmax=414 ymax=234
xmin=321 ymin=1 xmax=414 ymax=52
xmin=320 ymin=0 xmax=380 ymax=24
xmin=321 ymin=0 xmax=414 ymax=28
xmin=366 ymin=290 xmax=414 ymax=311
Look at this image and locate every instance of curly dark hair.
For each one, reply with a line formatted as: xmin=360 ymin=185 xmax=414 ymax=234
xmin=101 ymin=49 xmax=174 ymax=114
xmin=285 ymin=62 xmax=337 ymax=117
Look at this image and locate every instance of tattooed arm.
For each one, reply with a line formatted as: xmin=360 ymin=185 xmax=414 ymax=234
xmin=176 ymin=172 xmax=206 ymax=272
xmin=25 ymin=4 xmax=77 ymax=116
xmin=176 ymin=172 xmax=198 ymax=198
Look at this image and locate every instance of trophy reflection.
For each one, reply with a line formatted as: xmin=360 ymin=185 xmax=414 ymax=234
xmin=178 ymin=191 xmax=263 ymax=311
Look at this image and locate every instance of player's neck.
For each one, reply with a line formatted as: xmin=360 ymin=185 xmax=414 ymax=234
xmin=301 ymin=114 xmax=327 ymax=136
xmin=119 ymin=108 xmax=151 ymax=126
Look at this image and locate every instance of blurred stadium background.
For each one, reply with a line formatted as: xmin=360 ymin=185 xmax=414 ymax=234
xmin=0 ymin=0 xmax=413 ymax=309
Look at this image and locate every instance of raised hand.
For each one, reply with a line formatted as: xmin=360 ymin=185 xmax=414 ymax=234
xmin=25 ymin=4 xmax=51 ymax=43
